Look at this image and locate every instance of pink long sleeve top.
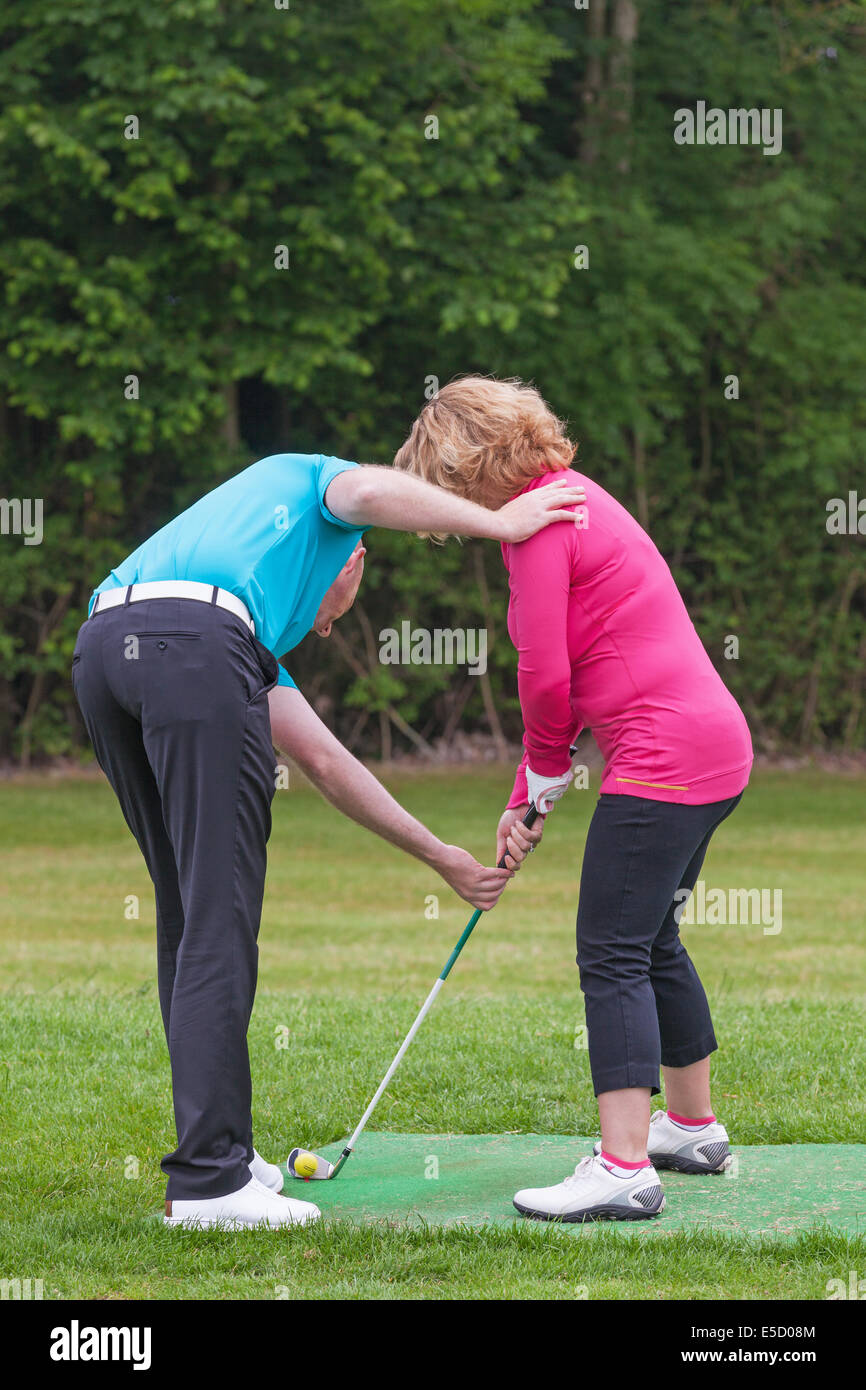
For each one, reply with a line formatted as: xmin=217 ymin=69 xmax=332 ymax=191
xmin=503 ymin=470 xmax=753 ymax=809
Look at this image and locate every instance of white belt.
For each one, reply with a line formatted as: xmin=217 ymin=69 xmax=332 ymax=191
xmin=91 ymin=580 xmax=255 ymax=633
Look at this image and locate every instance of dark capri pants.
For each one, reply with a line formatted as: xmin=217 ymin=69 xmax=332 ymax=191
xmin=72 ymin=595 xmax=279 ymax=1200
xmin=576 ymin=790 xmax=743 ymax=1097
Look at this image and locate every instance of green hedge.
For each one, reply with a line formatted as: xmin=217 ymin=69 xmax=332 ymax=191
xmin=1 ymin=1 xmax=864 ymax=762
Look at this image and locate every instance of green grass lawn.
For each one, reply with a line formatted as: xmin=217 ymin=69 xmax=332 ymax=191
xmin=0 ymin=765 xmax=864 ymax=1300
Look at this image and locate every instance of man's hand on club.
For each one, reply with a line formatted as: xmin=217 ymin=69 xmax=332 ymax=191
xmin=496 ymin=806 xmax=544 ymax=870
xmin=436 ymin=844 xmax=512 ymax=911
xmin=494 ymin=478 xmax=586 ymax=544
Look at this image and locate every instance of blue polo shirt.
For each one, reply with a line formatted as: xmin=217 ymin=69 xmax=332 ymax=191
xmin=90 ymin=454 xmax=365 ymax=688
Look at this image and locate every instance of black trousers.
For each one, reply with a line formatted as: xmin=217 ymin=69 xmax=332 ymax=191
xmin=72 ymin=597 xmax=279 ymax=1200
xmin=576 ymin=791 xmax=742 ymax=1098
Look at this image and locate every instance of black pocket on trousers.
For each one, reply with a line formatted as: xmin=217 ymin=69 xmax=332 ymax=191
xmin=245 ymin=635 xmax=279 ymax=703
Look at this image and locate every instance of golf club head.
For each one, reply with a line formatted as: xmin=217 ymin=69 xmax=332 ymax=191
xmin=287 ymin=1147 xmax=335 ymax=1181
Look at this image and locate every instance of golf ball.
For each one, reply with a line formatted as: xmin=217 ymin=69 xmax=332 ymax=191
xmin=294 ymin=1152 xmax=318 ymax=1179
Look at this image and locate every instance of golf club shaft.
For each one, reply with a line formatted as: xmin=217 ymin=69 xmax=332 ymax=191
xmin=344 ymin=976 xmax=446 ymax=1152
xmin=330 ymin=803 xmax=542 ymax=1175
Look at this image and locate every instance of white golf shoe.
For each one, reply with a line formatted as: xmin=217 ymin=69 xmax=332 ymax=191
xmin=250 ymin=1149 xmax=285 ymax=1192
xmin=593 ymin=1111 xmax=733 ymax=1174
xmin=164 ymin=1174 xmax=320 ymax=1230
xmin=513 ymin=1154 xmax=665 ymax=1223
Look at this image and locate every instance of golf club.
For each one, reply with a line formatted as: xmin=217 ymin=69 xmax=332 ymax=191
xmin=287 ymin=747 xmax=577 ymax=1182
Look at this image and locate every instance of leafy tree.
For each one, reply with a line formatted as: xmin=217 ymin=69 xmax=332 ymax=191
xmin=1 ymin=0 xmax=863 ymax=761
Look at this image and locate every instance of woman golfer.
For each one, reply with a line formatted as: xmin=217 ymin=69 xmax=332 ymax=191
xmin=395 ymin=377 xmax=753 ymax=1222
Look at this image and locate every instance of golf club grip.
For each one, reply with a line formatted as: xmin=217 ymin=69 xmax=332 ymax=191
xmin=495 ymin=740 xmax=577 ymax=867
xmin=496 ymin=803 xmax=540 ymax=869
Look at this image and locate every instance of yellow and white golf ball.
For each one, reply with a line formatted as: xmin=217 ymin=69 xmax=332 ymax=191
xmin=293 ymin=1151 xmax=318 ymax=1179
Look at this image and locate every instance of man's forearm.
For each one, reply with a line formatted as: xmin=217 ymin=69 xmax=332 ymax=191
xmin=313 ymin=747 xmax=448 ymax=869
xmin=327 ymin=466 xmax=507 ymax=539
xmin=268 ymin=686 xmax=447 ymax=870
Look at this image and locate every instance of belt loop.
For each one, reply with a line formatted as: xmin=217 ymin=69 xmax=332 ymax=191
xmin=123 ymin=585 xmax=133 ymax=607
xmin=210 ymin=585 xmax=219 ymax=606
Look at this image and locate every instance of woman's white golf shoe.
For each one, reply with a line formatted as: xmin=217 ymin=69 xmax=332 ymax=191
xmin=164 ymin=1175 xmax=320 ymax=1230
xmin=593 ymin=1111 xmax=733 ymax=1174
xmin=513 ymin=1154 xmax=665 ymax=1222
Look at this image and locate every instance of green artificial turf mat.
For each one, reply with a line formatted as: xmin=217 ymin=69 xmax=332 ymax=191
xmin=281 ymin=1132 xmax=865 ymax=1237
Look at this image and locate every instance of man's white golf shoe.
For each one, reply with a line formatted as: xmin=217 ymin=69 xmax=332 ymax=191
xmin=164 ymin=1174 xmax=320 ymax=1230
xmin=250 ymin=1148 xmax=285 ymax=1192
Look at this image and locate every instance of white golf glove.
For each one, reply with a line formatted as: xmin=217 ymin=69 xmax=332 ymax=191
xmin=525 ymin=766 xmax=573 ymax=815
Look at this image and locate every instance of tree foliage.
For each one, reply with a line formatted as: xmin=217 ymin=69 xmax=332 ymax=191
xmin=1 ymin=0 xmax=864 ymax=762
